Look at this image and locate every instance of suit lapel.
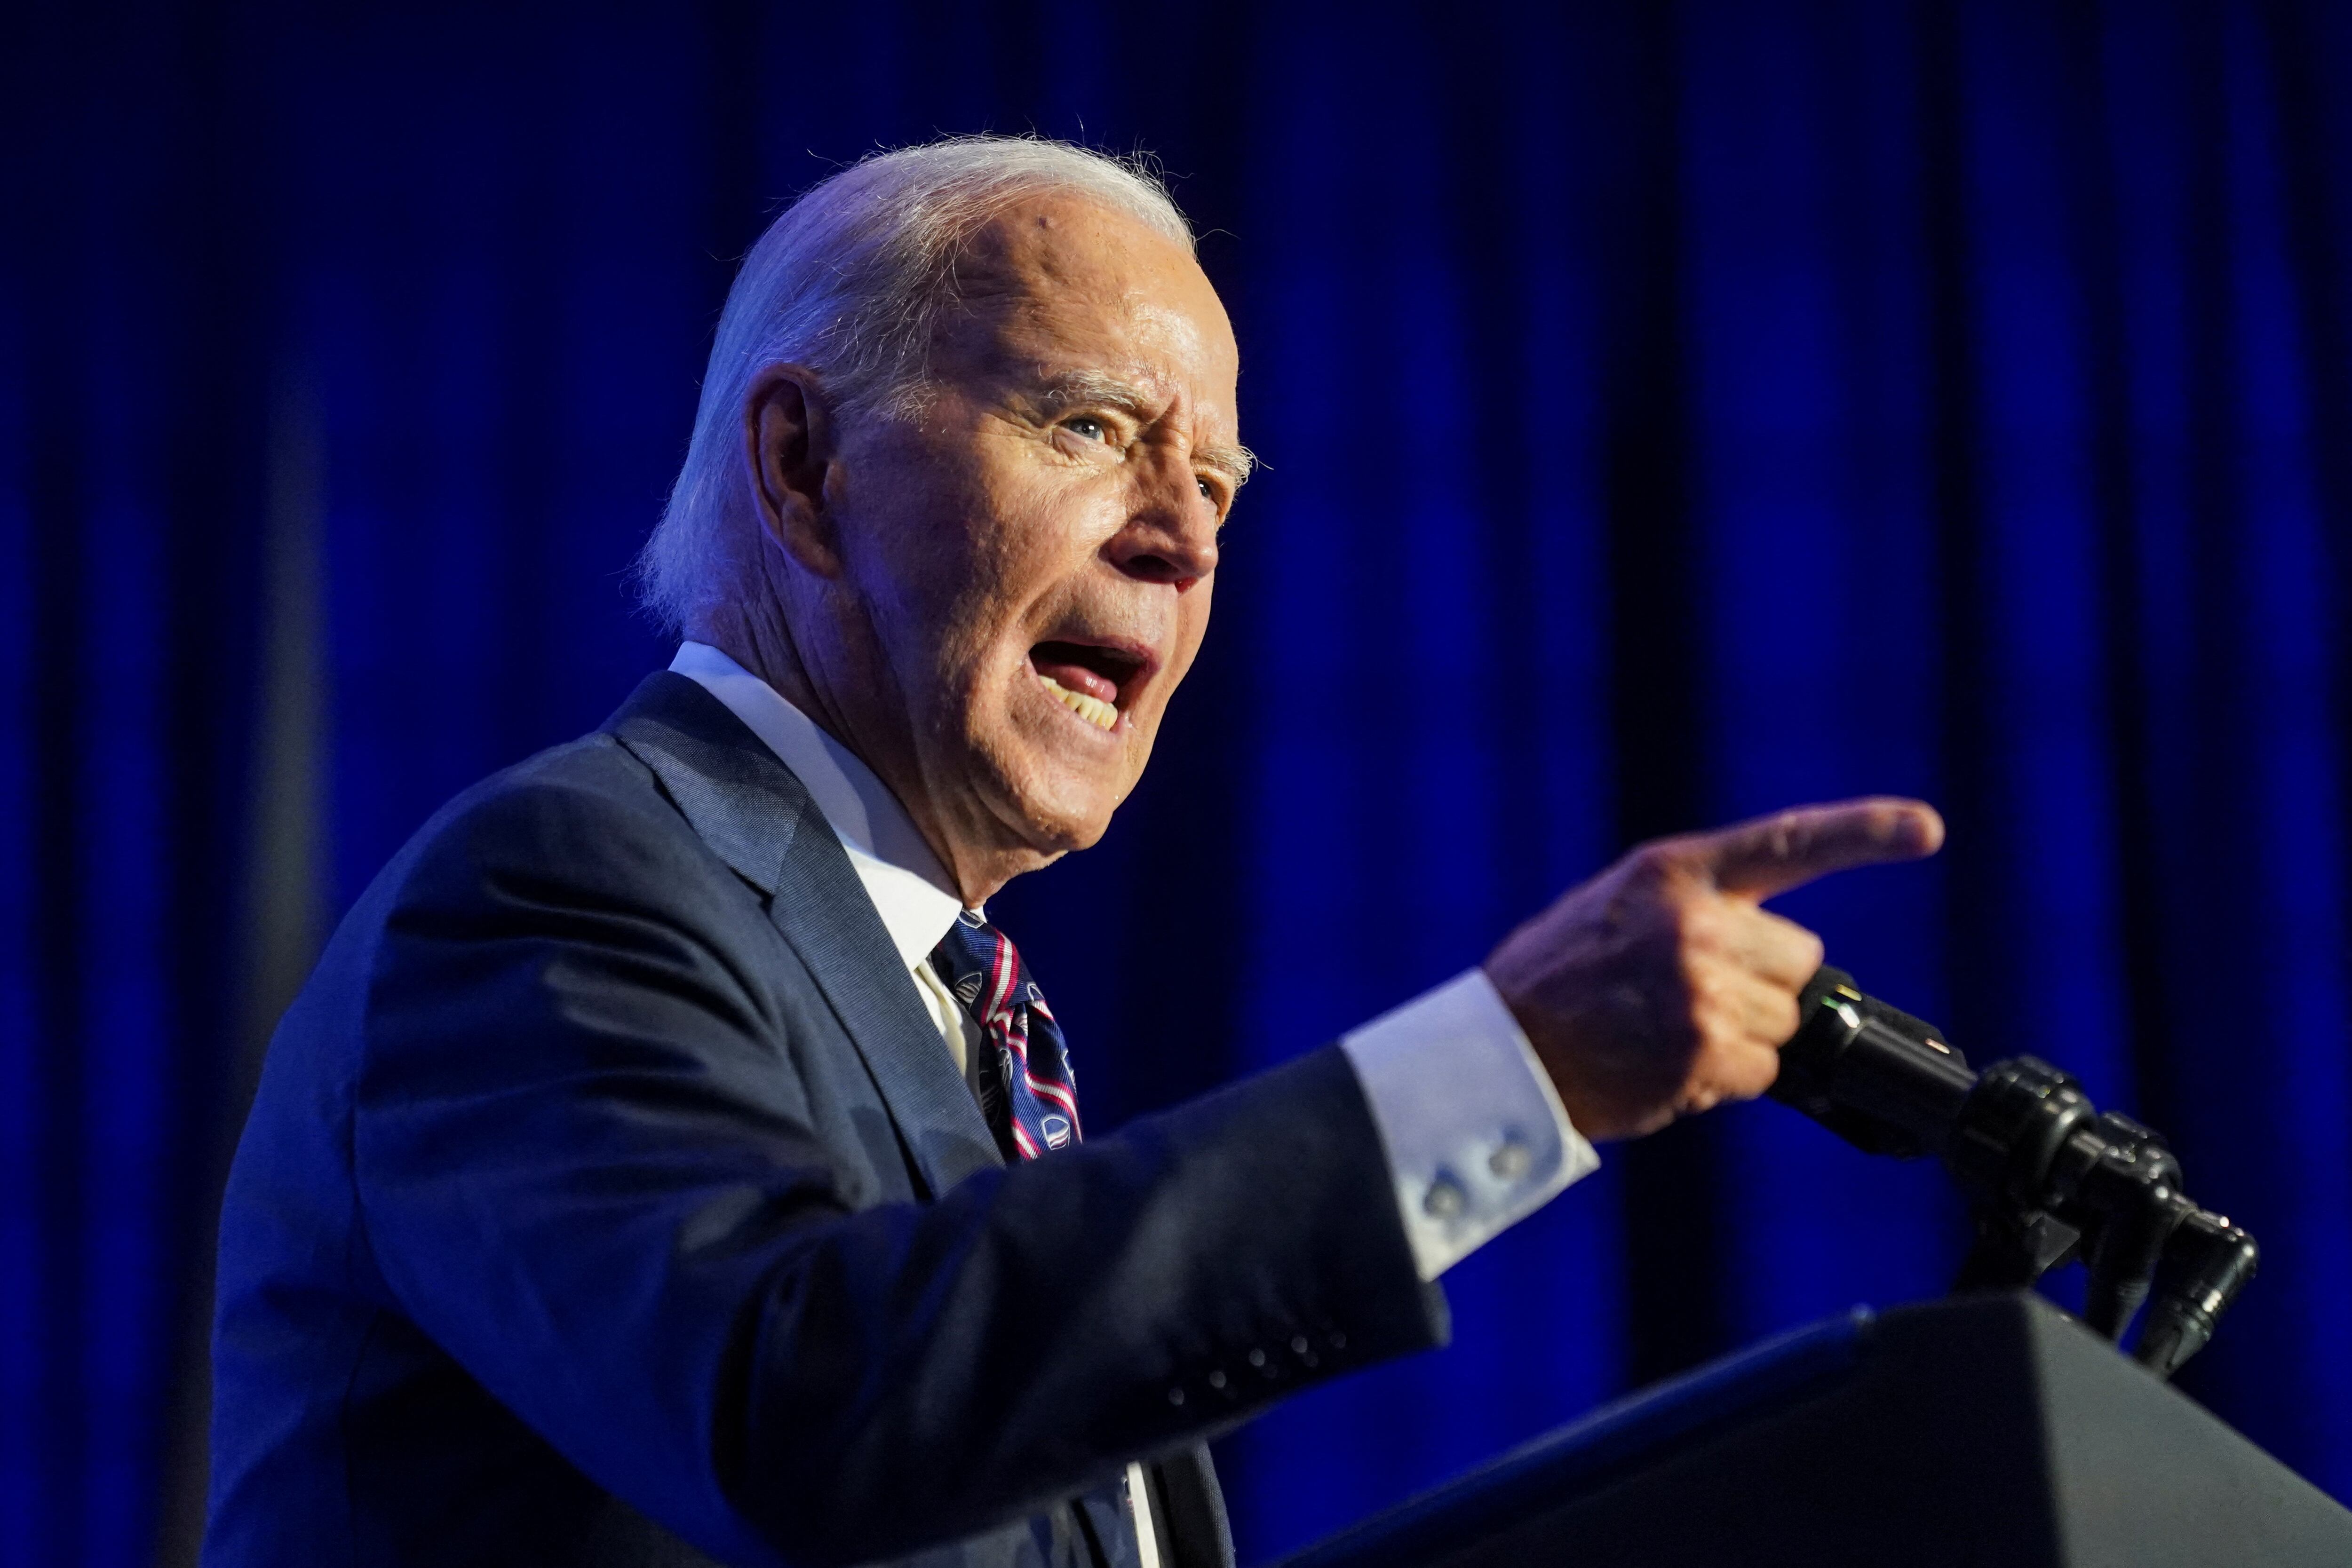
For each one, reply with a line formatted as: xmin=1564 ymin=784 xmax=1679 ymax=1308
xmin=608 ymin=671 xmax=1001 ymax=1199
xmin=766 ymin=816 xmax=1002 ymax=1197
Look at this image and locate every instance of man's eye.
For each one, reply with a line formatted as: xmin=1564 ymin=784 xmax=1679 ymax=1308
xmin=1065 ymin=416 xmax=1109 ymax=443
xmin=1197 ymin=477 xmax=1217 ymax=503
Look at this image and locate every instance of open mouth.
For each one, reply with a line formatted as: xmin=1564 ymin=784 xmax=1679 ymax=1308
xmin=1029 ymin=639 xmax=1152 ymax=732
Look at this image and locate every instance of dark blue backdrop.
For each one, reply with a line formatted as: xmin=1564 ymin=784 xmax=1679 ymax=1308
xmin=7 ymin=2 xmax=2350 ymax=1565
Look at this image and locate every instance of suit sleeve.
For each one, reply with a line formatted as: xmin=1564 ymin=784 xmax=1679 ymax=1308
xmin=351 ymin=776 xmax=1446 ymax=1567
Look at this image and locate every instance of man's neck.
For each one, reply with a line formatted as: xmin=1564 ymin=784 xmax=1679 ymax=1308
xmin=691 ymin=609 xmax=839 ymax=749
xmin=683 ymin=609 xmax=1032 ymax=905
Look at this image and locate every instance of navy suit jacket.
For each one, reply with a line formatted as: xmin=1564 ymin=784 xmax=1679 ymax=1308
xmin=205 ymin=673 xmax=1448 ymax=1567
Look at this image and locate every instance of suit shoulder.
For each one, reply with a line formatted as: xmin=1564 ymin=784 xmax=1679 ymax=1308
xmin=381 ymin=731 xmax=743 ymax=919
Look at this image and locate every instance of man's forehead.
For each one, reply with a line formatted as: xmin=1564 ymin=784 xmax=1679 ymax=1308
xmin=941 ymin=197 xmax=1240 ymax=406
xmin=952 ymin=193 xmax=1182 ymax=290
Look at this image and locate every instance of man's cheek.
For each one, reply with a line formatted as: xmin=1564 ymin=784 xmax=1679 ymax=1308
xmin=1161 ymin=596 xmax=1214 ymax=692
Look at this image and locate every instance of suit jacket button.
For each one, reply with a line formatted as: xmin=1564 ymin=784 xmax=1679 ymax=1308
xmin=1207 ymin=1369 xmax=1227 ymax=1390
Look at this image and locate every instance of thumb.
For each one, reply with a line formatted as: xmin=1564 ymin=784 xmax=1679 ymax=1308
xmin=1696 ymin=798 xmax=1945 ymax=902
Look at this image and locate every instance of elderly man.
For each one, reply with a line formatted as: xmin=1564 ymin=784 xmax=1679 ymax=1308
xmin=206 ymin=137 xmax=1940 ymax=1568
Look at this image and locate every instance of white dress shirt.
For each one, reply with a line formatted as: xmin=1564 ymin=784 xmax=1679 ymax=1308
xmin=668 ymin=642 xmax=1599 ymax=1560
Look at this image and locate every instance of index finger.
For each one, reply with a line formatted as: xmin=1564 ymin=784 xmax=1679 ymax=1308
xmin=1695 ymin=797 xmax=1945 ymax=901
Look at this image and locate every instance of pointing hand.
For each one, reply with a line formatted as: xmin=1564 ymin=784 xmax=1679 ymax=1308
xmin=1483 ymin=798 xmax=1945 ymax=1141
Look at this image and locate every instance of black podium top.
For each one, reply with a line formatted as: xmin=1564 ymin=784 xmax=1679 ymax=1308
xmin=1276 ymin=1291 xmax=2352 ymax=1568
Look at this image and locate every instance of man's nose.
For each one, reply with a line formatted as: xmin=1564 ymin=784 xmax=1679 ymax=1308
xmin=1106 ymin=462 xmax=1219 ymax=590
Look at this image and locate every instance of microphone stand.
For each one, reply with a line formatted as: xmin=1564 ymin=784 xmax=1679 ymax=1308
xmin=1769 ymin=968 xmax=2257 ymax=1378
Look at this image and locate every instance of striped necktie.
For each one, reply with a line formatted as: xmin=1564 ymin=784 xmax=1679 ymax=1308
xmin=929 ymin=910 xmax=1081 ymax=1161
xmin=930 ymin=912 xmax=1151 ymax=1566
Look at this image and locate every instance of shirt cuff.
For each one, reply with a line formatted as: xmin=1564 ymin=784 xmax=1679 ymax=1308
xmin=1339 ymin=968 xmax=1600 ymax=1281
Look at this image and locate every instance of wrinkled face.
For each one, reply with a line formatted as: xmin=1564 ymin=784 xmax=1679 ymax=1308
xmin=821 ymin=196 xmax=1244 ymax=879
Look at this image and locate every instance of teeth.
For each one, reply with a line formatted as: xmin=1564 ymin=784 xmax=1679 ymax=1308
xmin=1036 ymin=673 xmax=1119 ymax=730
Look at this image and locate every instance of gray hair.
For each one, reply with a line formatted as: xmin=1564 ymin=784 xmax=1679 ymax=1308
xmin=636 ymin=135 xmax=1196 ymax=633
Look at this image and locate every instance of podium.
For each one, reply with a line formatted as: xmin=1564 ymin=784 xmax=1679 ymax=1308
xmin=1275 ymin=1292 xmax=2352 ymax=1568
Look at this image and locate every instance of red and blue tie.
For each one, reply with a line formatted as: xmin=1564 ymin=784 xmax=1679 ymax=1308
xmin=933 ymin=914 xmax=1153 ymax=1564
xmin=930 ymin=911 xmax=1081 ymax=1161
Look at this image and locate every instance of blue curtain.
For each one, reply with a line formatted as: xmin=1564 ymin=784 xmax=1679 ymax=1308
xmin=7 ymin=3 xmax=2350 ymax=1564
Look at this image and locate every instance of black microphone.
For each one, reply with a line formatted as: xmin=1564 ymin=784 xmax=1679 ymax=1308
xmin=1769 ymin=967 xmax=1974 ymax=1160
xmin=1767 ymin=966 xmax=2257 ymax=1377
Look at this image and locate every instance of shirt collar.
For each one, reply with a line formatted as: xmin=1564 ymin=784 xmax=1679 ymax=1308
xmin=668 ymin=641 xmax=968 ymax=972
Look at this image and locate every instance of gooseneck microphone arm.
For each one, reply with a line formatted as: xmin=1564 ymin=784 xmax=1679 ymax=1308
xmin=1766 ymin=967 xmax=2257 ymax=1378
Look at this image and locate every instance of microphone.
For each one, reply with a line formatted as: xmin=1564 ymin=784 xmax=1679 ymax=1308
xmin=1768 ymin=968 xmax=1973 ymax=1160
xmin=1767 ymin=967 xmax=2257 ymax=1377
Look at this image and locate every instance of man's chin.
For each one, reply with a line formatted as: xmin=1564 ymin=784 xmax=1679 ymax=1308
xmin=976 ymin=755 xmax=1127 ymax=863
xmin=1009 ymin=783 xmax=1120 ymax=857
xmin=969 ymin=711 xmax=1132 ymax=832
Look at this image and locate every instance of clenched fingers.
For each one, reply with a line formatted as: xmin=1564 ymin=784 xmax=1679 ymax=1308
xmin=1696 ymin=966 xmax=1805 ymax=1051
xmin=1682 ymin=897 xmax=1827 ymax=993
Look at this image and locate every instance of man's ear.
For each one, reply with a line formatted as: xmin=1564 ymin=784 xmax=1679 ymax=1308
xmin=742 ymin=363 xmax=844 ymax=577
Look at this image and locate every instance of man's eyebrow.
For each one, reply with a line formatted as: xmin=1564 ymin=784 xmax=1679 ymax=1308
xmin=1031 ymin=370 xmax=1159 ymax=418
xmin=1030 ymin=370 xmax=1257 ymax=487
xmin=1198 ymin=441 xmax=1257 ymax=489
